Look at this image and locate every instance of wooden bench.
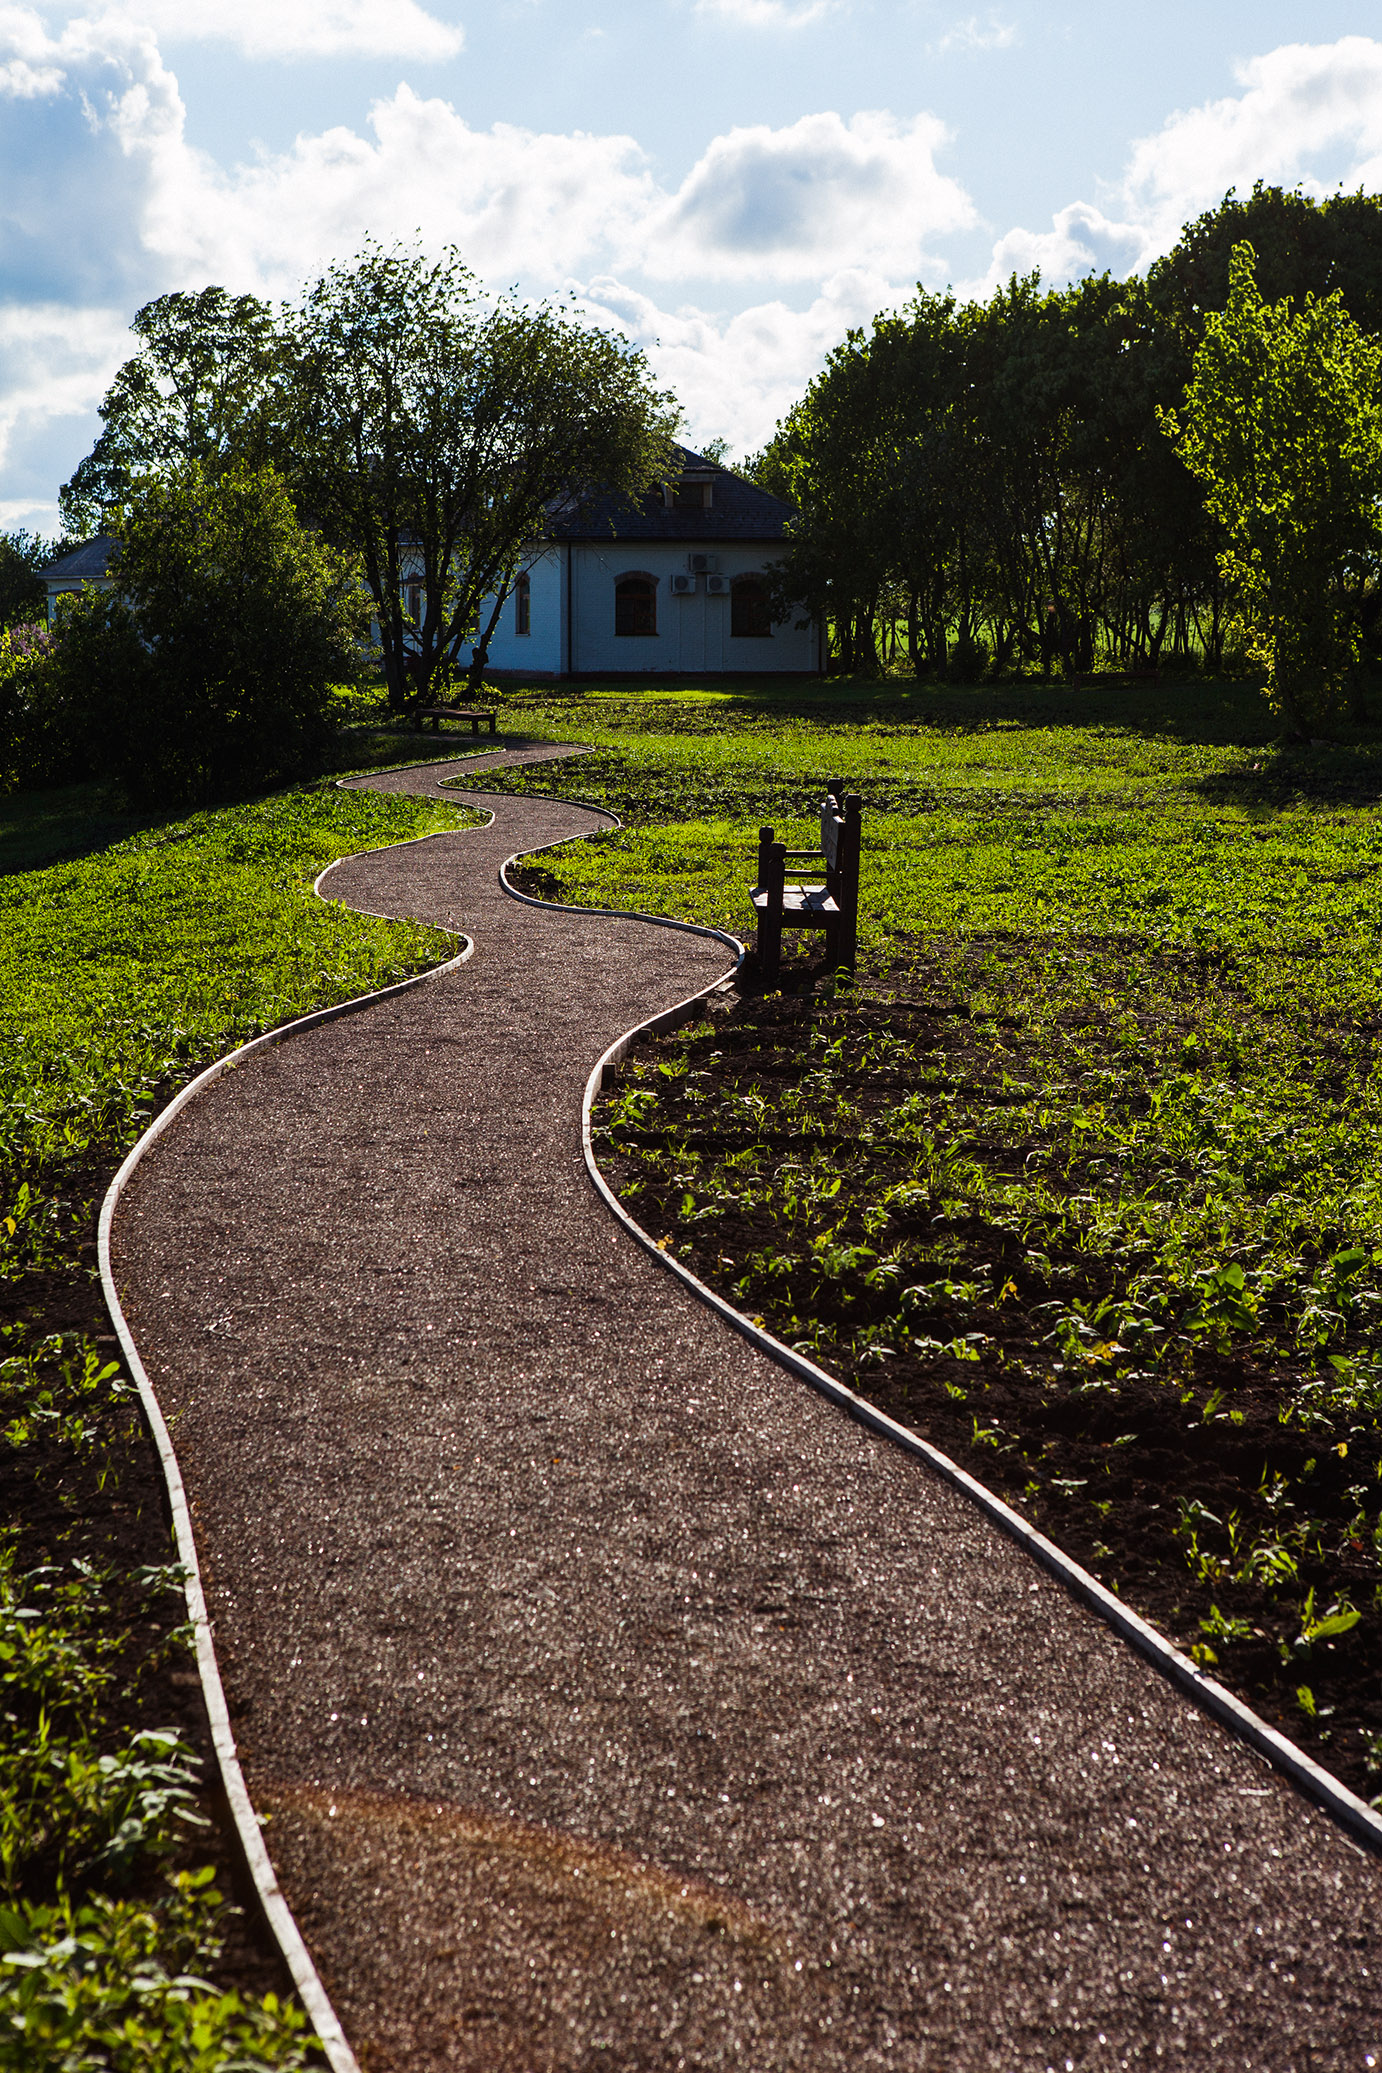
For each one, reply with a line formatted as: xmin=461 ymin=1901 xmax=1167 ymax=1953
xmin=751 ymin=780 xmax=861 ymax=983
xmin=412 ymin=704 xmax=498 ymax=734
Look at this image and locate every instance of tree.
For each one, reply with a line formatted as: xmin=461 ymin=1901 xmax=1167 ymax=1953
xmin=1148 ymin=184 xmax=1382 ymax=349
xmin=1161 ymin=243 xmax=1382 ymax=736
xmin=77 ymin=460 xmax=368 ymax=806
xmin=0 ymin=531 xmax=54 ymax=629
xmin=60 ymin=288 xmax=277 ymax=536
xmin=280 ymin=244 xmax=680 ymax=711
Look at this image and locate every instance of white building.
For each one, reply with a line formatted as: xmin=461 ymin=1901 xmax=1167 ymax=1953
xmin=469 ymin=447 xmax=822 ymax=679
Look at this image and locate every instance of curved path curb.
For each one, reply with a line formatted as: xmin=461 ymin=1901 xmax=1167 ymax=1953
xmin=99 ymin=892 xmax=475 ymax=2073
xmin=105 ymin=762 xmax=1382 ymax=2071
xmin=495 ymin=818 xmax=1382 ymax=1850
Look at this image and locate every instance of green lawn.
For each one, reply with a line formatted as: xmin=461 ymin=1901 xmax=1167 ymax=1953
xmin=0 ymin=772 xmax=468 ymax=2061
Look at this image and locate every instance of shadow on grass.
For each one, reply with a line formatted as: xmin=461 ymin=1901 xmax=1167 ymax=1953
xmin=0 ymin=783 xmax=159 ymax=874
xmin=1189 ymin=739 xmax=1382 ymax=811
xmin=489 ymin=670 xmax=1297 ymax=748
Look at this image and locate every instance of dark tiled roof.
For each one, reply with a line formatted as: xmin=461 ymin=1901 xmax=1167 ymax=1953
xmin=40 ymin=534 xmax=118 ymax=582
xmin=553 ymin=447 xmax=796 ymax=543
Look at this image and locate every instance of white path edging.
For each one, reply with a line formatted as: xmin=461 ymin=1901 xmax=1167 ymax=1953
xmin=575 ymin=1003 xmax=1382 ymax=1857
xmin=99 ymin=913 xmax=476 ymax=2073
xmin=488 ymin=802 xmax=1382 ymax=1860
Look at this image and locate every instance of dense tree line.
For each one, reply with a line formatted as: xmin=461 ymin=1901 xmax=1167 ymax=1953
xmin=755 ymin=185 xmax=1382 ymax=719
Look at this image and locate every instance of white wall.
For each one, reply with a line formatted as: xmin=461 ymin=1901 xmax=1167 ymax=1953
xmin=477 ymin=546 xmax=564 ymax=676
xmin=569 ymin=541 xmax=817 ymax=675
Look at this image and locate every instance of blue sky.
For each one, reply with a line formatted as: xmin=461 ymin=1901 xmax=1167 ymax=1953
xmin=3 ymin=2 xmax=1382 ymax=534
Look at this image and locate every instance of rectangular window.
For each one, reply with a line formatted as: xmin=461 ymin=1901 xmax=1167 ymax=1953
xmin=515 ymin=572 xmax=531 ymax=636
xmin=671 ymin=481 xmax=709 ymax=511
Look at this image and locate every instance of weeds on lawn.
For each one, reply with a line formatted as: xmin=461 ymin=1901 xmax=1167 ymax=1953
xmin=0 ymin=1336 xmax=315 ymax=2071
xmin=0 ymin=776 xmax=468 ymax=2064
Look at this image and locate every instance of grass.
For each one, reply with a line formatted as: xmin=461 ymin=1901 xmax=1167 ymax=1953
xmin=481 ymin=671 xmax=1382 ymax=1802
xmin=0 ymin=771 xmax=469 ymax=2065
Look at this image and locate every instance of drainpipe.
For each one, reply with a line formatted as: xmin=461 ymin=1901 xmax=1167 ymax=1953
xmin=565 ymin=541 xmax=573 ymax=678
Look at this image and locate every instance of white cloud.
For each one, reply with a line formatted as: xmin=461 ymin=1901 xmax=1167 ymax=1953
xmin=964 ymin=34 xmax=1382 ymax=295
xmin=692 ymin=0 xmax=832 ymax=26
xmin=578 ymin=269 xmax=894 ymax=455
xmin=54 ymin=0 xmax=464 ymax=62
xmin=932 ymin=15 xmax=1016 ymax=58
xmin=1121 ymin=36 xmax=1382 ymax=249
xmin=643 ymin=109 xmax=974 ymax=281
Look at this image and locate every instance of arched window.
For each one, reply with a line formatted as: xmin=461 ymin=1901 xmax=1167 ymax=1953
xmin=731 ymin=575 xmax=772 ymax=639
xmin=615 ymin=573 xmax=657 ymax=637
xmin=514 ymin=571 xmax=530 ymax=636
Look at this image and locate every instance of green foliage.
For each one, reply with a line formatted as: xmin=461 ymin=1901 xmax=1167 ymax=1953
xmin=0 ymin=1877 xmax=315 ymax=2072
xmin=59 ymin=289 xmax=278 ymax=538
xmin=1147 ymin=182 xmax=1382 ymax=348
xmin=0 ymin=623 xmax=69 ymax=794
xmin=82 ymin=461 xmax=370 ymax=808
xmin=0 ymin=535 xmax=53 ymax=633
xmin=1163 ymin=243 xmax=1382 ymax=737
xmin=283 ymin=241 xmax=680 ymax=708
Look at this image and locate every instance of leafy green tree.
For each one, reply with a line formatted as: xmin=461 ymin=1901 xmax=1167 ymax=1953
xmin=1162 ymin=242 xmax=1382 ymax=735
xmin=0 ymin=532 xmax=54 ymax=630
xmin=1148 ymin=183 xmax=1382 ymax=349
xmin=281 ymin=244 xmax=680 ymax=710
xmin=60 ymin=289 xmax=277 ymax=536
xmin=63 ymin=460 xmax=368 ymax=807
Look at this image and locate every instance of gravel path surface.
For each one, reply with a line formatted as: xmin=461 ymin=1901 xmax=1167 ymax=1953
xmin=111 ymin=764 xmax=1381 ymax=2071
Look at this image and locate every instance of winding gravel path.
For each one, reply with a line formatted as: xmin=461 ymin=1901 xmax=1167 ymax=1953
xmin=110 ymin=758 xmax=1381 ymax=2071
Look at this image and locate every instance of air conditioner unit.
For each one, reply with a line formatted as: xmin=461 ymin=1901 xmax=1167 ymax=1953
xmin=670 ymin=572 xmax=695 ymax=596
xmin=687 ymin=553 xmax=718 ymax=575
xmin=704 ymin=573 xmax=730 ymax=597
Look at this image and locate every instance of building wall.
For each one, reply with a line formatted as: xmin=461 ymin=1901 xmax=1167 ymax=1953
xmin=478 ymin=547 xmax=565 ymax=676
xmin=569 ymin=540 xmax=816 ymax=676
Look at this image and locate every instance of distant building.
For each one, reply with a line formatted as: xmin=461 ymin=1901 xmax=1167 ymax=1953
xmin=39 ymin=451 xmax=820 ymax=680
xmin=37 ymin=534 xmax=118 ymax=618
xmin=464 ymin=447 xmax=821 ymax=679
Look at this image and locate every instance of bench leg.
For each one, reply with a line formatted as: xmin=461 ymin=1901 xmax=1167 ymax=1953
xmin=758 ymin=912 xmax=782 ymax=984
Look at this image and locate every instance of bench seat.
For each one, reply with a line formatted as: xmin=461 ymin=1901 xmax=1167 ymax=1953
xmin=414 ymin=705 xmax=498 ymax=734
xmin=749 ymin=885 xmax=839 ymax=923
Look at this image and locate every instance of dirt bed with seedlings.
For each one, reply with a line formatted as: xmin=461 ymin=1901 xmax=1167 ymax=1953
xmin=590 ymin=941 xmax=1382 ymax=1807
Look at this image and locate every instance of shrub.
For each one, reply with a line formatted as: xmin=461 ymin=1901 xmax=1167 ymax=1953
xmin=0 ymin=622 xmax=91 ymax=794
xmin=61 ymin=462 xmax=369 ymax=810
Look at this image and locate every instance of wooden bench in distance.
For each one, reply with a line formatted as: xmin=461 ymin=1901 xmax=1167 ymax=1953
xmin=751 ymin=780 xmax=861 ymax=983
xmin=413 ymin=705 xmax=498 ymax=735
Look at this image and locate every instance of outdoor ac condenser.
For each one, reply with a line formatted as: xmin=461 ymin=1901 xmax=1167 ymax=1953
xmin=670 ymin=572 xmax=696 ymax=596
xmin=704 ymin=573 xmax=730 ymax=596
xmin=687 ymin=553 xmax=718 ymax=574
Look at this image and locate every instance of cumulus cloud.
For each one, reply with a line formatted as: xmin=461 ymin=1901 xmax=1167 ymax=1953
xmin=577 ymin=269 xmax=895 ymax=455
xmin=1122 ymin=36 xmax=1382 ymax=247
xmin=692 ymin=0 xmax=832 ymax=26
xmin=49 ymin=0 xmax=463 ymax=62
xmin=967 ymin=34 xmax=1382 ymax=294
xmin=644 ymin=110 xmax=974 ymax=281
